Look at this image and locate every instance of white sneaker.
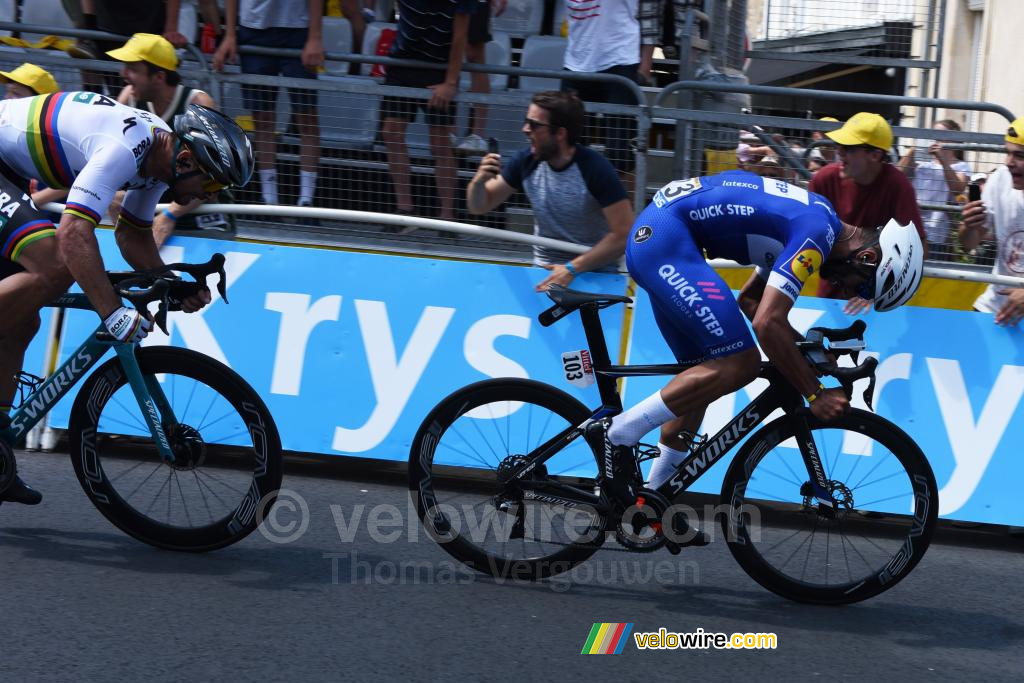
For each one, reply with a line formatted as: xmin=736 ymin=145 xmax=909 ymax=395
xmin=455 ymin=133 xmax=489 ymax=154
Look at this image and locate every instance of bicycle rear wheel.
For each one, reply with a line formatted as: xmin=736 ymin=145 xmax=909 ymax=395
xmin=721 ymin=410 xmax=938 ymax=605
xmin=409 ymin=378 xmax=606 ymax=580
xmin=69 ymin=346 xmax=283 ymax=552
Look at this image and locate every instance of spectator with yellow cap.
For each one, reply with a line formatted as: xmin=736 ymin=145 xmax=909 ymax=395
xmin=108 ymin=34 xmax=216 ymax=119
xmin=0 ymin=63 xmax=58 ymax=99
xmin=0 ymin=64 xmax=65 ymax=215
xmin=107 ymin=32 xmax=231 ymax=245
xmin=961 ymin=117 xmax=1024 ymax=327
xmin=809 ymin=112 xmax=925 ymax=310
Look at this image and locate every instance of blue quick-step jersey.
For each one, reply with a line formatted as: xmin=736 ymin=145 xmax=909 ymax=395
xmin=642 ymin=170 xmax=842 ymax=300
xmin=624 ymin=171 xmax=843 ymax=363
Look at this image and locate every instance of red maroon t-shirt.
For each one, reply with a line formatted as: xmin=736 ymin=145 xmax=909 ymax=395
xmin=808 ymin=162 xmax=924 ymax=297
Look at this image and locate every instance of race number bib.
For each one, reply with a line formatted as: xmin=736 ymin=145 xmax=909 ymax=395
xmin=561 ymin=350 xmax=595 ymax=388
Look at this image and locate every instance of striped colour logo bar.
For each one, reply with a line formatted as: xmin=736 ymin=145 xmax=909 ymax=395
xmin=581 ymin=623 xmax=634 ymax=654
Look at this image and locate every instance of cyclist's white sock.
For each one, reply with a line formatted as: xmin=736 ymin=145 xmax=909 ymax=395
xmin=647 ymin=443 xmax=689 ymax=489
xmin=260 ymin=168 xmax=278 ymax=205
xmin=607 ymin=391 xmax=676 ymax=446
xmin=299 ymin=170 xmax=317 ymax=205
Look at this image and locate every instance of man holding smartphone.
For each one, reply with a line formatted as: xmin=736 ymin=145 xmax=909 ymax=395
xmin=466 ymin=91 xmax=633 ymax=291
xmin=961 ymin=117 xmax=1024 ymax=326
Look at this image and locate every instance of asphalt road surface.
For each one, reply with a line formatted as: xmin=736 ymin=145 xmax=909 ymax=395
xmin=3 ymin=450 xmax=1022 ymax=681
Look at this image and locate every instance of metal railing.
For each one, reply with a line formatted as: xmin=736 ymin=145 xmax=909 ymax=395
xmin=3 ymin=20 xmax=1019 ymax=274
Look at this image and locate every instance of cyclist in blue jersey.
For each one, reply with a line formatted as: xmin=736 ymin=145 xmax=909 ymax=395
xmin=585 ymin=170 xmax=923 ymax=520
xmin=0 ymin=96 xmax=254 ymax=505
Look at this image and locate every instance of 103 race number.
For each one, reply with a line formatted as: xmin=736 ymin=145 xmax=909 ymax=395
xmin=561 ymin=349 xmax=595 ymax=388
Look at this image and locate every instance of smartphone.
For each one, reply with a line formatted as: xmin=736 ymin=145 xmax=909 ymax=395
xmin=487 ymin=137 xmax=499 ymax=155
xmin=968 ymin=182 xmax=982 ymax=203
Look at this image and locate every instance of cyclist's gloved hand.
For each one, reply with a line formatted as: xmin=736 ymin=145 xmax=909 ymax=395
xmin=104 ymin=306 xmax=153 ymax=343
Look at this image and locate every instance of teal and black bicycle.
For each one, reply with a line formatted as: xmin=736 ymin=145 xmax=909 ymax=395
xmin=0 ymin=254 xmax=283 ymax=552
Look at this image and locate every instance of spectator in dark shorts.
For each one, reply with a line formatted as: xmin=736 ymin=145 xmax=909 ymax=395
xmin=381 ymin=1 xmax=474 ymax=222
xmin=562 ymin=0 xmax=642 ymax=191
xmin=63 ymin=0 xmax=166 ymax=93
xmin=213 ymin=0 xmax=325 ymax=210
xmin=454 ymin=0 xmax=506 ymax=154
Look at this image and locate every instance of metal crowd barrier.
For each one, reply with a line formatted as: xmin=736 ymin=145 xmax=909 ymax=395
xmin=0 ymin=20 xmax=1019 ymax=277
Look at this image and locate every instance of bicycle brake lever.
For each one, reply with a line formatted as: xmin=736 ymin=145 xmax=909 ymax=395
xmin=155 ymin=298 xmax=169 ymax=336
xmin=863 ymin=372 xmax=877 ymax=411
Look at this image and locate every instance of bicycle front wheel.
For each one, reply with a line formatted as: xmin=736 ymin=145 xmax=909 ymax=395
xmin=409 ymin=378 xmax=605 ymax=580
xmin=69 ymin=346 xmax=283 ymax=552
xmin=721 ymin=410 xmax=938 ymax=605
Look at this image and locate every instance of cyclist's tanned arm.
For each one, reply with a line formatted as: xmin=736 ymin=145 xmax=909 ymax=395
xmin=740 ymin=274 xmax=849 ymax=421
xmin=58 ymin=215 xmax=130 ymax=319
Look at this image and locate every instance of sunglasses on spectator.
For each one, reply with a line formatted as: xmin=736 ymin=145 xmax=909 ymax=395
xmin=523 ymin=117 xmax=555 ymax=131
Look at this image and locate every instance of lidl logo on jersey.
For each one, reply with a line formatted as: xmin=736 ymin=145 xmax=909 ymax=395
xmin=785 ymin=238 xmax=824 ymax=284
xmin=652 ymin=178 xmax=702 ymax=208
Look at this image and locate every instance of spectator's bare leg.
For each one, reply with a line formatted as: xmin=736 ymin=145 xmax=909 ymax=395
xmin=639 ymin=44 xmax=655 ymax=83
xmin=430 ymin=124 xmax=457 ymax=220
xmin=466 ymin=42 xmax=489 ymax=138
xmin=341 ymin=0 xmax=366 ymax=55
xmin=252 ymin=110 xmax=279 ymax=204
xmin=296 ymin=110 xmax=320 ymax=206
xmin=382 ymin=116 xmax=413 ymax=213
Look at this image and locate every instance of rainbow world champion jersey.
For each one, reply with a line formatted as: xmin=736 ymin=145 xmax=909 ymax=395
xmin=0 ymin=91 xmax=171 ymax=229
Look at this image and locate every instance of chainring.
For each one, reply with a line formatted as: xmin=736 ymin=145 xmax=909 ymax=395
xmin=615 ymin=488 xmax=672 ymax=552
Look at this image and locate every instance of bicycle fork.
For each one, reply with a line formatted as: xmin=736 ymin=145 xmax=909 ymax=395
xmin=115 ymin=345 xmax=177 ymax=464
xmin=791 ymin=417 xmax=837 ymax=511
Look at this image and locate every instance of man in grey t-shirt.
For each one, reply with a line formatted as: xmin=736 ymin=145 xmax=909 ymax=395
xmin=466 ymin=91 xmax=633 ymax=291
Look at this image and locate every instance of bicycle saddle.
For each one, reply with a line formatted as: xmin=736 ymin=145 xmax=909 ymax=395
xmin=540 ymin=284 xmax=632 ymax=327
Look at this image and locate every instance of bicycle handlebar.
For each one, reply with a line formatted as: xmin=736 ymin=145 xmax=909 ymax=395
xmin=106 ymin=253 xmax=228 ymax=335
xmin=796 ymin=320 xmax=879 ymax=409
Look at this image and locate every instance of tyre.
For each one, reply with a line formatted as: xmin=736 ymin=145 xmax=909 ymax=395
xmin=720 ymin=410 xmax=938 ymax=605
xmin=69 ymin=346 xmax=283 ymax=552
xmin=409 ymin=378 xmax=605 ymax=580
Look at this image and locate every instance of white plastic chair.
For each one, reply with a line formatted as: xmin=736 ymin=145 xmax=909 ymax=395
xmin=19 ymin=0 xmax=74 ymax=44
xmin=322 ymin=16 xmax=353 ymax=76
xmin=491 ymin=0 xmax=545 ymax=38
xmin=517 ymin=35 xmax=567 ymax=93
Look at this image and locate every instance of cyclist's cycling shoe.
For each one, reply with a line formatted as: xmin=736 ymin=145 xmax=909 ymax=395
xmin=1 ymin=476 xmax=42 ymax=505
xmin=584 ymin=418 xmax=638 ymax=508
xmin=670 ymin=510 xmax=710 ymax=547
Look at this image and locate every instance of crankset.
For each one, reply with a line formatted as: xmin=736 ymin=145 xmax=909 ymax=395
xmin=615 ymin=488 xmax=672 ymax=553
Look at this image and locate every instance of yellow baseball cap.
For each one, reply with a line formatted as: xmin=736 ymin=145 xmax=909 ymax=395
xmin=0 ymin=63 xmax=58 ymax=95
xmin=1006 ymin=117 xmax=1024 ymax=146
xmin=106 ymin=33 xmax=179 ymax=71
xmin=825 ymin=112 xmax=893 ymax=151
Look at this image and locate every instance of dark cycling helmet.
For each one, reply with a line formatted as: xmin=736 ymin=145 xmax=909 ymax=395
xmin=173 ymin=103 xmax=254 ymax=188
xmin=872 ymin=218 xmax=924 ymax=312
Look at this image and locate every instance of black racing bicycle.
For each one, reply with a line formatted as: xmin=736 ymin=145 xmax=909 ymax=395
xmin=0 ymin=254 xmax=283 ymax=552
xmin=409 ymin=285 xmax=938 ymax=604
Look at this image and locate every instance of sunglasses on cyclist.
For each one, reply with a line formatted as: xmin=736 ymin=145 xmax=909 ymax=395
xmin=201 ymin=176 xmax=227 ymax=193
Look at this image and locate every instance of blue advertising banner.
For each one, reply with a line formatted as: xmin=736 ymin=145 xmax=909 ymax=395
xmin=626 ymin=287 xmax=1024 ymax=525
xmin=34 ymin=232 xmax=1024 ymax=523
xmin=47 ymin=232 xmax=628 ymax=461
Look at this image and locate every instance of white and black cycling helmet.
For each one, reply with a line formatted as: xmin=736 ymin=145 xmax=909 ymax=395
xmin=173 ymin=103 xmax=254 ymax=188
xmin=872 ymin=218 xmax=924 ymax=312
